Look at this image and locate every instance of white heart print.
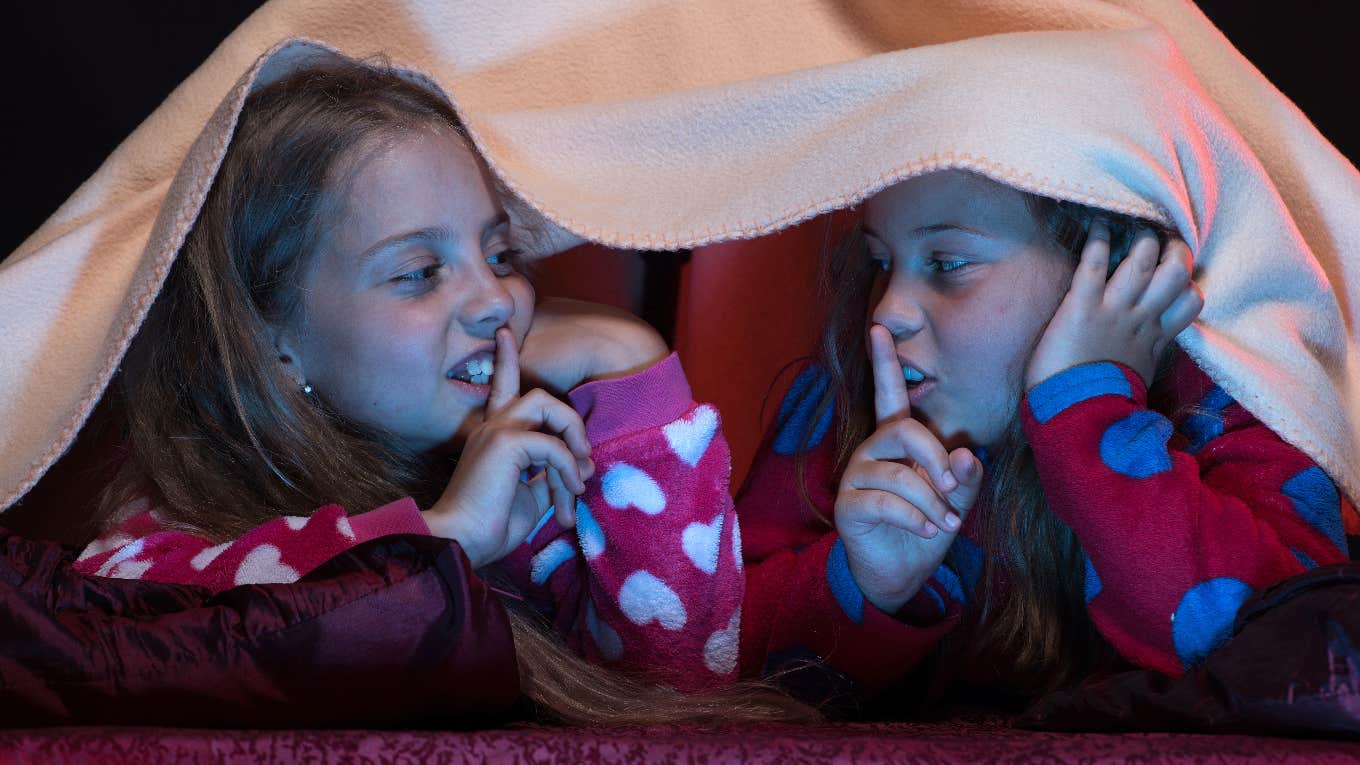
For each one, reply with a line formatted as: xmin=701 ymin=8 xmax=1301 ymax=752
xmin=618 ymin=570 xmax=687 ymax=630
xmin=704 ymin=608 xmax=741 ymax=675
xmin=682 ymin=513 xmax=725 ymax=575
xmin=233 ymin=544 xmax=300 ymax=586
xmin=664 ymin=405 xmax=718 ymax=467
xmin=602 ymin=463 xmax=667 ymax=514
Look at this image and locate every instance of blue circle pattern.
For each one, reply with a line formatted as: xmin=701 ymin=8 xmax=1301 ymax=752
xmin=1292 ymin=549 xmax=1317 ymax=570
xmin=928 ymin=563 xmax=966 ymax=615
xmin=1180 ymin=385 xmax=1233 ymax=454
xmin=826 ymin=538 xmax=865 ymax=623
xmin=923 ymin=584 xmax=946 ymax=615
xmin=1099 ymin=410 xmax=1174 ymax=478
xmin=1282 ymin=465 xmax=1346 ymax=554
xmin=1083 ymin=554 xmax=1103 ymax=604
xmin=1172 ymin=577 xmax=1255 ymax=669
xmin=944 ymin=536 xmax=984 ymax=603
xmin=773 ymin=367 xmax=835 ymax=456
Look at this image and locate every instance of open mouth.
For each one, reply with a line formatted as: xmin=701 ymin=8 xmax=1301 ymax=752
xmin=902 ymin=365 xmax=927 ymax=386
xmin=448 ymin=354 xmax=494 ymax=386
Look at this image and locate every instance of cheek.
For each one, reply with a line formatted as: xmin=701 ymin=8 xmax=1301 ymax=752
xmin=507 ymin=275 xmax=536 ymax=344
xmin=307 ymin=302 xmax=428 ymax=383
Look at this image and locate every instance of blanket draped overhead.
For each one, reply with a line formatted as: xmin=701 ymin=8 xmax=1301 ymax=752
xmin=3 ymin=1 xmax=1358 ymax=514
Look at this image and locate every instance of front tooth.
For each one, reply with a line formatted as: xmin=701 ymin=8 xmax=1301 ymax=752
xmin=466 ymin=359 xmax=480 ymax=378
xmin=479 ymin=358 xmax=494 ymax=376
xmin=902 ymin=366 xmax=925 ymax=383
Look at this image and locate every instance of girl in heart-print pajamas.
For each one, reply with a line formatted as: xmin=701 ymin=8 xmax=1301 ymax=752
xmin=77 ymin=354 xmax=743 ymax=691
xmin=73 ymin=60 xmax=750 ymax=701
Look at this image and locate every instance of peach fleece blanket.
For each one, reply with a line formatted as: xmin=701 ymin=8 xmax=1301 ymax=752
xmin=2 ymin=1 xmax=1358 ymax=514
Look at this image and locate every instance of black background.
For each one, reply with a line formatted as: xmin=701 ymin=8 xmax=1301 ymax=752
xmin=2 ymin=1 xmax=1355 ymax=258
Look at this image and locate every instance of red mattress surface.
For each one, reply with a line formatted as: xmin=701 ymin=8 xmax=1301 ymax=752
xmin=3 ymin=718 xmax=1358 ymax=764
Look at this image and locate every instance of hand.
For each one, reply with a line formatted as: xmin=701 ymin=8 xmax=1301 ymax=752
xmin=834 ymin=324 xmax=984 ymax=614
xmin=518 ymin=298 xmax=669 ymax=395
xmin=1026 ymin=223 xmax=1204 ymax=389
xmin=423 ymin=328 xmax=595 ymax=568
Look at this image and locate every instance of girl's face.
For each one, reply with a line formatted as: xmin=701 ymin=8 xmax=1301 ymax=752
xmin=863 ymin=171 xmax=1074 ymax=450
xmin=278 ymin=127 xmax=534 ymax=455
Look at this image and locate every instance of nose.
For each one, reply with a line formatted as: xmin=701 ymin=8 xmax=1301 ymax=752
xmin=459 ymin=263 xmax=514 ymax=334
xmin=871 ymin=272 xmax=926 ymax=340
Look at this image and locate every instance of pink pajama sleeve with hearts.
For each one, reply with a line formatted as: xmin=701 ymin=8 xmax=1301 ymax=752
xmin=74 ymin=353 xmax=743 ymax=692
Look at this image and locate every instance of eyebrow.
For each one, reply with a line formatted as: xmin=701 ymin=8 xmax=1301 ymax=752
xmin=358 ymin=226 xmax=451 ymax=264
xmin=863 ymin=222 xmax=992 ymax=242
xmin=357 ymin=214 xmax=511 ymax=264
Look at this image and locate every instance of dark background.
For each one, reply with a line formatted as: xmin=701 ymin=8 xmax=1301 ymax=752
xmin=2 ymin=1 xmax=1355 ymax=258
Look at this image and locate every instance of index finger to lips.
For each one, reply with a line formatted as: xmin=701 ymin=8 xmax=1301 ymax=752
xmin=869 ymin=324 xmax=910 ymax=425
xmin=488 ymin=327 xmax=520 ymax=414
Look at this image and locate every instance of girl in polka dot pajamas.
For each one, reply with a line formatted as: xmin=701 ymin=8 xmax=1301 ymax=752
xmin=73 ymin=59 xmax=745 ymax=698
xmin=737 ymin=169 xmax=1358 ymax=701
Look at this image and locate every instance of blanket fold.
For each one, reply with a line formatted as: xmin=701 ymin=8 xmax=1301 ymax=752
xmin=3 ymin=0 xmax=1358 ymax=518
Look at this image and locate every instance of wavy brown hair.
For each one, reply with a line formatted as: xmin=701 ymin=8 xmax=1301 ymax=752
xmin=800 ymin=176 xmax=1171 ymax=695
xmin=98 ymin=57 xmax=817 ymax=725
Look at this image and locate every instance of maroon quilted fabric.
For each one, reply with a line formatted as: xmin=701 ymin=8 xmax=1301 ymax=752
xmin=3 ymin=717 xmax=1359 ymax=764
xmin=1022 ymin=564 xmax=1360 ymax=736
xmin=0 ymin=528 xmax=519 ymax=728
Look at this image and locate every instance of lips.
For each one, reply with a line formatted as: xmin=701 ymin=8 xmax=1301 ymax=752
xmin=898 ymin=356 xmax=931 ymax=387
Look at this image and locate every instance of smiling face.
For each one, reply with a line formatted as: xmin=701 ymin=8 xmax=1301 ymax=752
xmin=276 ymin=126 xmax=533 ymax=455
xmin=863 ymin=170 xmax=1075 ymax=450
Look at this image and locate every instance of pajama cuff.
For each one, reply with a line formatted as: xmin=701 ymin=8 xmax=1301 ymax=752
xmin=569 ymin=352 xmax=695 ymax=444
xmin=1025 ymin=361 xmax=1145 ymax=424
xmin=348 ymin=497 xmax=433 ymax=540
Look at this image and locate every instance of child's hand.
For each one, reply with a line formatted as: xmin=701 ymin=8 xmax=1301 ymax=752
xmin=518 ymin=298 xmax=669 ymax=394
xmin=1026 ymin=223 xmax=1204 ymax=389
xmin=424 ymin=328 xmax=595 ymax=568
xmin=834 ymin=324 xmax=984 ymax=614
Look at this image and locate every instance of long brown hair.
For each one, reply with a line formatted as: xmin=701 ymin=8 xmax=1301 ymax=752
xmin=99 ymin=57 xmax=817 ymax=725
xmin=801 ymin=175 xmax=1170 ymax=694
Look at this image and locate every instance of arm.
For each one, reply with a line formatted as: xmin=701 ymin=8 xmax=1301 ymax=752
xmin=73 ymin=499 xmax=430 ymax=593
xmin=1022 ymin=357 xmax=1351 ymax=676
xmin=7 ymin=528 xmax=519 ymax=727
xmin=498 ymin=354 xmax=743 ymax=692
xmin=735 ymin=364 xmax=964 ymax=695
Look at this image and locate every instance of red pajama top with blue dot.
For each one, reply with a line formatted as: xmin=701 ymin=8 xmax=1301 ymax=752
xmin=737 ymin=352 xmax=1358 ymax=690
xmin=74 ymin=353 xmax=743 ymax=692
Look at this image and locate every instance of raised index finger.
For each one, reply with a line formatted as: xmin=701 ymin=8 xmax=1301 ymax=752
xmin=869 ymin=323 xmax=910 ymax=425
xmin=487 ymin=327 xmax=520 ymax=414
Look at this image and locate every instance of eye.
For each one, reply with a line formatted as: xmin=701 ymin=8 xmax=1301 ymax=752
xmin=395 ymin=263 xmax=443 ymax=282
xmin=486 ymin=247 xmax=522 ymax=277
xmin=928 ymin=256 xmax=969 ymax=274
xmin=867 ymin=249 xmax=892 ymax=273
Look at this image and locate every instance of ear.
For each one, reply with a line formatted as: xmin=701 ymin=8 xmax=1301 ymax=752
xmin=272 ymin=326 xmax=308 ymax=388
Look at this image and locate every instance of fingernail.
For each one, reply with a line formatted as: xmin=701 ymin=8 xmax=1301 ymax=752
xmin=938 ymin=470 xmax=957 ymax=492
xmin=922 ymin=522 xmax=939 ymax=538
xmin=944 ymin=513 xmax=961 ymax=532
xmin=962 ymin=456 xmax=978 ymax=479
